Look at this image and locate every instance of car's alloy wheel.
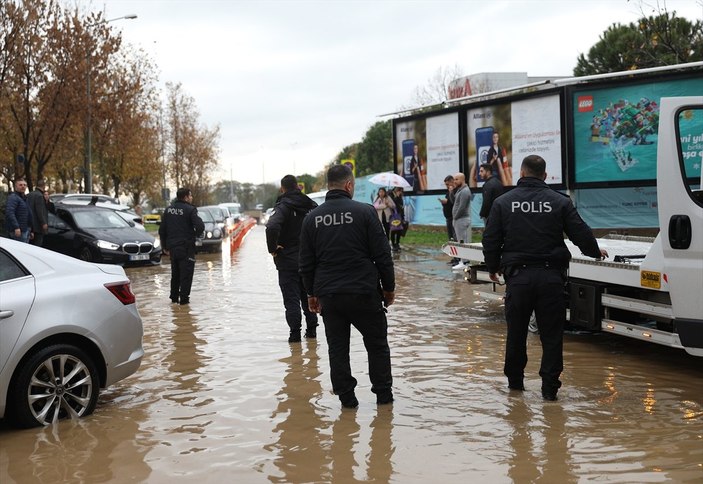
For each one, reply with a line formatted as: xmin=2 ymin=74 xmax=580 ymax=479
xmin=10 ymin=344 xmax=100 ymax=427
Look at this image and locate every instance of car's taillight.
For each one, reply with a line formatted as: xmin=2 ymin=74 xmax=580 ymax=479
xmin=105 ymin=282 xmax=136 ymax=305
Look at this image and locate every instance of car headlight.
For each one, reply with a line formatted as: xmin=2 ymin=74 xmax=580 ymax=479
xmin=206 ymin=231 xmax=213 ymax=239
xmin=213 ymin=228 xmax=221 ymax=238
xmin=154 ymin=238 xmax=161 ymax=249
xmin=96 ymin=239 xmax=120 ymax=251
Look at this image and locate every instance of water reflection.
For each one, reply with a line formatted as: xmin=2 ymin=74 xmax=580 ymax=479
xmin=1 ymin=228 xmax=702 ymax=482
xmin=266 ymin=342 xmax=329 ymax=482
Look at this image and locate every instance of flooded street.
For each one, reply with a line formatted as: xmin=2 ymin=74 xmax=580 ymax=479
xmin=1 ymin=225 xmax=702 ymax=483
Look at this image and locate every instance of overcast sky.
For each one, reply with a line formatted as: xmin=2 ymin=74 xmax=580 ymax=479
xmin=90 ymin=0 xmax=702 ymax=185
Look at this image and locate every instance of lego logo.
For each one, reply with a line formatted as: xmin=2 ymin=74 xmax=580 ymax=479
xmin=578 ymin=96 xmax=593 ymax=112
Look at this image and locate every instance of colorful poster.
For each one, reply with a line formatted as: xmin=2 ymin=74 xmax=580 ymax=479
xmin=572 ymin=77 xmax=703 ymax=184
xmin=466 ymin=94 xmax=562 ymax=188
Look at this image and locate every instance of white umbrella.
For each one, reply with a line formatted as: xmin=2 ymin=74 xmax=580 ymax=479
xmin=368 ymin=172 xmax=411 ymax=188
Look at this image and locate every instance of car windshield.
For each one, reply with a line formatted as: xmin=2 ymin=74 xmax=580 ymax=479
xmin=199 ymin=209 xmax=215 ymax=222
xmin=73 ymin=210 xmax=130 ymax=228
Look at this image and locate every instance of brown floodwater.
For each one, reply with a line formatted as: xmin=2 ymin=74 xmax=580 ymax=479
xmin=1 ymin=226 xmax=702 ymax=483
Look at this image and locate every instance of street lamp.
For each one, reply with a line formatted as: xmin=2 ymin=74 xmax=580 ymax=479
xmin=84 ymin=14 xmax=138 ymax=194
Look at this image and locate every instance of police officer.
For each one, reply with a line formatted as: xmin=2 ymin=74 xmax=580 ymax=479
xmin=159 ymin=188 xmax=205 ymax=305
xmin=266 ymin=174 xmax=318 ymax=342
xmin=482 ymin=155 xmax=608 ymax=401
xmin=299 ymin=164 xmax=395 ymax=408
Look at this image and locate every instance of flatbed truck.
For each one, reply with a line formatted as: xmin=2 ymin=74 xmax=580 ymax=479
xmin=442 ymin=97 xmax=703 ymax=357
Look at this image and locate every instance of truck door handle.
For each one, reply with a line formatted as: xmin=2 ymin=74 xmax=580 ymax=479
xmin=0 ymin=310 xmax=15 ymax=319
xmin=668 ymin=214 xmax=691 ymax=249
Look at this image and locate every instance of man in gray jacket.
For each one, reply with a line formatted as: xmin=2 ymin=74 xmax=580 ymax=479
xmin=452 ymin=172 xmax=472 ymax=270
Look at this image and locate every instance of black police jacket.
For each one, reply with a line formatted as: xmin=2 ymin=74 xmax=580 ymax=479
xmin=482 ymin=177 xmax=601 ymax=273
xmin=479 ymin=176 xmax=504 ymax=219
xmin=265 ymin=189 xmax=317 ymax=272
xmin=299 ymin=189 xmax=395 ymax=298
xmin=158 ymin=200 xmax=205 ymax=250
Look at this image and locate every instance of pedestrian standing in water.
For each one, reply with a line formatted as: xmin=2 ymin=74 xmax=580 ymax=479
xmin=266 ymin=174 xmax=319 ymax=343
xmin=159 ymin=188 xmax=204 ymax=305
xmin=299 ymin=164 xmax=395 ymax=408
xmin=482 ymin=155 xmax=608 ymax=401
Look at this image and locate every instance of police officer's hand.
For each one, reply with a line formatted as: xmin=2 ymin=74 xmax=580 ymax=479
xmin=489 ymin=272 xmax=502 ymax=283
xmin=13 ymin=228 xmax=20 ymax=237
xmin=271 ymin=245 xmax=284 ymax=257
xmin=383 ymin=290 xmax=395 ymax=307
xmin=307 ymin=296 xmax=320 ymax=313
xmin=599 ymin=249 xmax=609 ymax=260
xmin=163 ymin=248 xmax=170 ymax=256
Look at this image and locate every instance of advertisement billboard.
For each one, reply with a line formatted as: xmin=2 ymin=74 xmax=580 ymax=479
xmin=572 ymin=76 xmax=702 ymax=184
xmin=394 ymin=113 xmax=460 ymax=193
xmin=466 ymin=94 xmax=562 ymax=187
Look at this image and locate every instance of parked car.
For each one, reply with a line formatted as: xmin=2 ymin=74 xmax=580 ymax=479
xmin=49 ymin=193 xmax=121 ymax=205
xmin=44 ymin=204 xmax=161 ymax=265
xmin=0 ymin=237 xmax=144 ymax=427
xmin=201 ymin=205 xmax=234 ymax=235
xmin=196 ymin=207 xmax=224 ymax=253
xmin=56 ymin=199 xmax=145 ymax=230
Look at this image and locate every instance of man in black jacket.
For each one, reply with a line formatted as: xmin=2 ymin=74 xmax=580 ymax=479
xmin=266 ymin=175 xmax=318 ymax=342
xmin=299 ymin=164 xmax=395 ymax=408
xmin=27 ymin=179 xmax=49 ymax=247
xmin=482 ymin=155 xmax=608 ymax=401
xmin=478 ymin=163 xmax=503 ymax=224
xmin=159 ymin=188 xmax=205 ymax=305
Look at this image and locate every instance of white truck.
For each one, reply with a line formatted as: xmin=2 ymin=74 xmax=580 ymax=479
xmin=442 ymin=97 xmax=703 ymax=357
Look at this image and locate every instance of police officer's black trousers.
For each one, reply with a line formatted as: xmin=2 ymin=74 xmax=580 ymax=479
xmin=319 ymin=294 xmax=392 ymax=397
xmin=277 ymin=270 xmax=317 ymax=332
xmin=169 ymin=244 xmax=196 ymax=302
xmin=504 ymin=267 xmax=565 ymax=395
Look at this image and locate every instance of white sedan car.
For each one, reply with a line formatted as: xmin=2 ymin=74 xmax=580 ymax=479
xmin=0 ymin=238 xmax=144 ymax=427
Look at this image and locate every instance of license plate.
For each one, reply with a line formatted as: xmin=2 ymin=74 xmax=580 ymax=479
xmin=129 ymin=254 xmax=149 ymax=261
xmin=640 ymin=270 xmax=661 ymax=289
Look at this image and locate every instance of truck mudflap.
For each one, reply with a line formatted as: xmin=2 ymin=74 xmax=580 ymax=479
xmin=676 ymin=319 xmax=703 ymax=357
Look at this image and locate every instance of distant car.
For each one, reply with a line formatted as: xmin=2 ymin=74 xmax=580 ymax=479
xmin=219 ymin=202 xmax=242 ymax=223
xmin=0 ymin=237 xmax=144 ymax=427
xmin=202 ymin=205 xmax=234 ymax=235
xmin=44 ymin=204 xmax=161 ymax=265
xmin=261 ymin=207 xmax=274 ymax=225
xmin=196 ymin=207 xmax=224 ymax=253
xmin=143 ymin=209 xmax=163 ymax=224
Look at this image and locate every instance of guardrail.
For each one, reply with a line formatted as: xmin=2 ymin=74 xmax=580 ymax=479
xmin=229 ymin=218 xmax=257 ymax=253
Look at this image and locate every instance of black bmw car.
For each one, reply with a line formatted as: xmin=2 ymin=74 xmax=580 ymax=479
xmin=44 ymin=204 xmax=161 ymax=265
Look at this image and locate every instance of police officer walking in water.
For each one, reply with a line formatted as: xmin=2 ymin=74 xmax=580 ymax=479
xmin=482 ymin=155 xmax=608 ymax=401
xmin=159 ymin=188 xmax=205 ymax=305
xmin=299 ymin=164 xmax=395 ymax=409
xmin=266 ymin=174 xmax=318 ymax=342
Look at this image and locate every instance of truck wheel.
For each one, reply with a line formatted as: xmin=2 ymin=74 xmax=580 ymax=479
xmin=8 ymin=344 xmax=100 ymax=428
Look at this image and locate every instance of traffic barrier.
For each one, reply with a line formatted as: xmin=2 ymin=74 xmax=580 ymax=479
xmin=230 ymin=218 xmax=257 ymax=253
